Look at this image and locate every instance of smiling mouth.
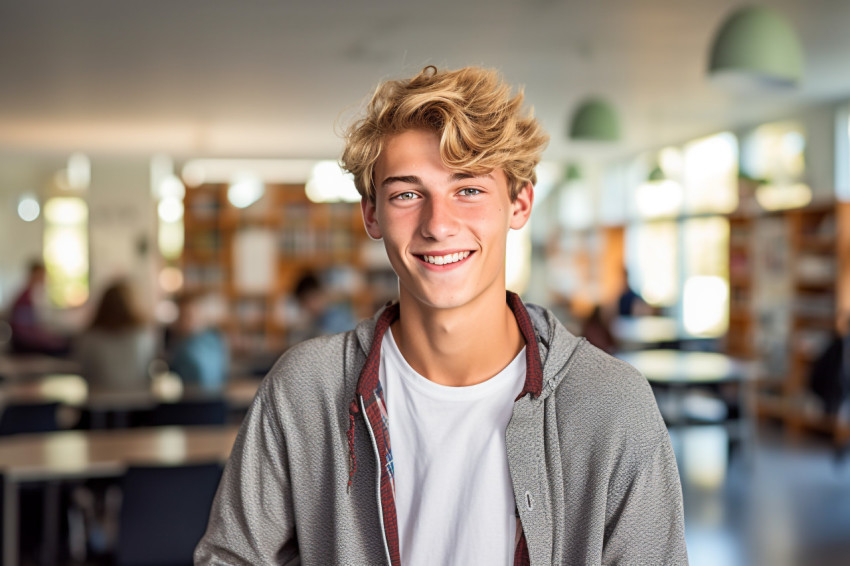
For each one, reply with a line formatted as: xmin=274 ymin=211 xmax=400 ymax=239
xmin=416 ymin=251 xmax=472 ymax=266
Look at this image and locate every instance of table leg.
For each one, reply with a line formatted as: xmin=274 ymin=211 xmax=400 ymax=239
xmin=3 ymin=475 xmax=19 ymax=566
xmin=41 ymin=481 xmax=60 ymax=566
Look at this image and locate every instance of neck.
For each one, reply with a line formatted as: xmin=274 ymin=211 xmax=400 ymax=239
xmin=391 ymin=288 xmax=524 ymax=387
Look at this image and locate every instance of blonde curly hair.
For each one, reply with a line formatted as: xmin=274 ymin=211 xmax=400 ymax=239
xmin=341 ymin=65 xmax=549 ymax=202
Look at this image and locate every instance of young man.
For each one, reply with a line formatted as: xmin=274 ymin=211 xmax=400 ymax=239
xmin=196 ymin=66 xmax=688 ymax=565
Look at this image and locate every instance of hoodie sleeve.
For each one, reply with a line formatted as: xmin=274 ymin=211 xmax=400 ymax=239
xmin=194 ymin=378 xmax=300 ymax=565
xmin=601 ymin=431 xmax=689 ymax=565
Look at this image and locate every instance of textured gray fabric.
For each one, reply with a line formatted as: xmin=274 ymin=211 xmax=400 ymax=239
xmin=195 ymin=302 xmax=688 ymax=565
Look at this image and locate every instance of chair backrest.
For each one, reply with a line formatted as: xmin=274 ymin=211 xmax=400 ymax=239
xmin=115 ymin=463 xmax=223 ymax=566
xmin=150 ymin=400 xmax=228 ymax=427
xmin=0 ymin=402 xmax=59 ymax=435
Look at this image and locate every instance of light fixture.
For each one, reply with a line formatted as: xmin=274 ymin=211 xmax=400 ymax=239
xmin=565 ymin=163 xmax=582 ymax=182
xmin=568 ymin=98 xmax=620 ymax=142
xmin=227 ymin=172 xmax=265 ymax=209
xmin=708 ymin=5 xmax=804 ymax=90
xmin=17 ymin=193 xmax=40 ymax=222
xmin=305 ymin=161 xmax=361 ymax=203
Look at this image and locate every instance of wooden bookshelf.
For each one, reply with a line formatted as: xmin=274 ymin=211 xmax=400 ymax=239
xmin=750 ymin=201 xmax=849 ymax=443
xmin=182 ymin=183 xmax=392 ymax=359
xmin=727 ymin=213 xmax=757 ymax=359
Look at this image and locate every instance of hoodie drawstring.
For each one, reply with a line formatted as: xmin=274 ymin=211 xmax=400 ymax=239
xmin=347 ymin=399 xmax=359 ymax=493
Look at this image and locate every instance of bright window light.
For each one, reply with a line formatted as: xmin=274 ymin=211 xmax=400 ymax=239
xmin=755 ymin=183 xmax=812 ymax=210
xmin=44 ymin=197 xmax=88 ymax=225
xmin=158 ymin=196 xmax=184 ymax=222
xmin=629 ymin=221 xmax=679 ymax=306
xmin=158 ymin=174 xmax=186 ymax=201
xmin=659 ymin=147 xmax=685 ymax=179
xmin=158 ymin=221 xmax=184 ymax=261
xmin=683 ymin=132 xmax=738 ymax=214
xmin=17 ymin=194 xmax=40 ymax=222
xmin=742 ymin=121 xmax=805 ymax=182
xmin=742 ymin=121 xmax=809 ymax=211
xmin=506 ymin=224 xmax=531 ymax=295
xmin=557 ymin=180 xmax=594 ymax=230
xmin=43 ymin=197 xmax=89 ymax=307
xmin=305 ymin=161 xmax=361 ymax=203
xmin=683 ymin=276 xmax=729 ymax=336
xmin=635 ymin=179 xmax=684 ymax=218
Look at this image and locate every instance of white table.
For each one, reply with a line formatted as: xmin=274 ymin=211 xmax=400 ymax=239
xmin=0 ymin=355 xmax=81 ymax=381
xmin=612 ymin=316 xmax=705 ymax=350
xmin=0 ymin=425 xmax=240 ymax=566
xmin=0 ymin=374 xmax=260 ymax=420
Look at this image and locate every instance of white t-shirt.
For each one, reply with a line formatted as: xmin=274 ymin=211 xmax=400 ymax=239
xmin=379 ymin=328 xmax=526 ymax=566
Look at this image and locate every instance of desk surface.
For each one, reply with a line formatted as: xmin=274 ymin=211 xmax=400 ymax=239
xmin=611 ymin=316 xmax=703 ymax=347
xmin=0 ymin=374 xmax=260 ymax=411
xmin=0 ymin=355 xmax=81 ymax=381
xmin=616 ymin=349 xmax=749 ymax=384
xmin=0 ymin=424 xmax=240 ymax=482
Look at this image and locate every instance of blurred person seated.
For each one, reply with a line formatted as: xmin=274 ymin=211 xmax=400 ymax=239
xmin=289 ymin=271 xmax=356 ymax=345
xmin=169 ymin=292 xmax=229 ymax=392
xmin=8 ymin=260 xmax=70 ymax=355
xmin=580 ymin=305 xmax=617 ymax=354
xmin=809 ymin=314 xmax=850 ymax=420
xmin=617 ymin=267 xmax=653 ymax=317
xmin=74 ymin=279 xmax=156 ymax=393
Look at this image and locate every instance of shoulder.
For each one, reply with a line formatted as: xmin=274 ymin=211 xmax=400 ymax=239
xmin=258 ymin=330 xmax=360 ymax=414
xmin=552 ymin=341 xmax=667 ymax=452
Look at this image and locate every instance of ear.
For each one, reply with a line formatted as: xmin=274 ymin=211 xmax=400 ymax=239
xmin=360 ymin=196 xmax=383 ymax=240
xmin=509 ymin=182 xmax=534 ymax=230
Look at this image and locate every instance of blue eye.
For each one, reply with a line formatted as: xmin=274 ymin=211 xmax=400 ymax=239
xmin=459 ymin=188 xmax=482 ymax=196
xmin=394 ymin=192 xmax=418 ymax=200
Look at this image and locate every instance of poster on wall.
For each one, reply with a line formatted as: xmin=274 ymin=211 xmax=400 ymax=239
xmin=233 ymin=228 xmax=276 ymax=293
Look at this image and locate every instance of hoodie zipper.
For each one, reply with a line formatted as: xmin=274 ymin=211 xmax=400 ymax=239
xmin=360 ymin=395 xmax=393 ymax=566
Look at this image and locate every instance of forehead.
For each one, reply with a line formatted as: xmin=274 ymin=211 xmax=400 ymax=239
xmin=375 ymin=129 xmax=505 ymax=186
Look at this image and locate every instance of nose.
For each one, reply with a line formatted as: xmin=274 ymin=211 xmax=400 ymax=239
xmin=420 ymin=196 xmax=460 ymax=240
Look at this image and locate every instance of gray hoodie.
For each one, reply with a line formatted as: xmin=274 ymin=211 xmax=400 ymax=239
xmin=195 ymin=299 xmax=688 ymax=565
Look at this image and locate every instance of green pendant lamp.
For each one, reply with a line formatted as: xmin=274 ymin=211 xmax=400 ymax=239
xmin=568 ymin=98 xmax=621 ymax=142
xmin=708 ymin=5 xmax=804 ymax=89
xmin=565 ymin=163 xmax=582 ymax=182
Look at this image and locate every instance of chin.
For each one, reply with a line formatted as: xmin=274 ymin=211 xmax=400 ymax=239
xmin=402 ymin=283 xmax=485 ymax=312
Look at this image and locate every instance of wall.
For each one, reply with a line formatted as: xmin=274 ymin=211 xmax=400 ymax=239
xmin=0 ymin=154 xmax=158 ymax=325
xmin=0 ymin=155 xmax=63 ymax=308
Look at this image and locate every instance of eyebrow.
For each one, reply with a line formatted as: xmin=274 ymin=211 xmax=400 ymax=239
xmin=380 ymin=175 xmax=421 ymax=189
xmin=379 ymin=171 xmax=493 ymax=189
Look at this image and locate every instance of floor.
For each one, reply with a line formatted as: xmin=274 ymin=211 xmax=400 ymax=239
xmin=677 ymin=424 xmax=850 ymax=566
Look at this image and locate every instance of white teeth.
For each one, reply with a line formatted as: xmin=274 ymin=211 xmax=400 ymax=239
xmin=422 ymin=251 xmax=471 ymax=265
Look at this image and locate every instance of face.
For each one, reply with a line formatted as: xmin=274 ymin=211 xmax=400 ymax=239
xmin=362 ymin=129 xmax=533 ymax=313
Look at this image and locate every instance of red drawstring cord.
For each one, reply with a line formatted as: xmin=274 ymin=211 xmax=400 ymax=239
xmin=347 ymin=399 xmax=359 ymax=493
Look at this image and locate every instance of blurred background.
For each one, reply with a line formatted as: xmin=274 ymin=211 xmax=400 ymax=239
xmin=1 ymin=0 xmax=850 ymax=564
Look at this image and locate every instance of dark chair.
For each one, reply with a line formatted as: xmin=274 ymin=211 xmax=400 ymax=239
xmin=150 ymin=400 xmax=228 ymax=427
xmin=0 ymin=403 xmax=60 ymax=563
xmin=0 ymin=402 xmax=59 ymax=435
xmin=115 ymin=463 xmax=223 ymax=566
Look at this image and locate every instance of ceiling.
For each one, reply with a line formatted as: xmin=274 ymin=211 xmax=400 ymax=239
xmin=1 ymin=0 xmax=849 ymax=163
